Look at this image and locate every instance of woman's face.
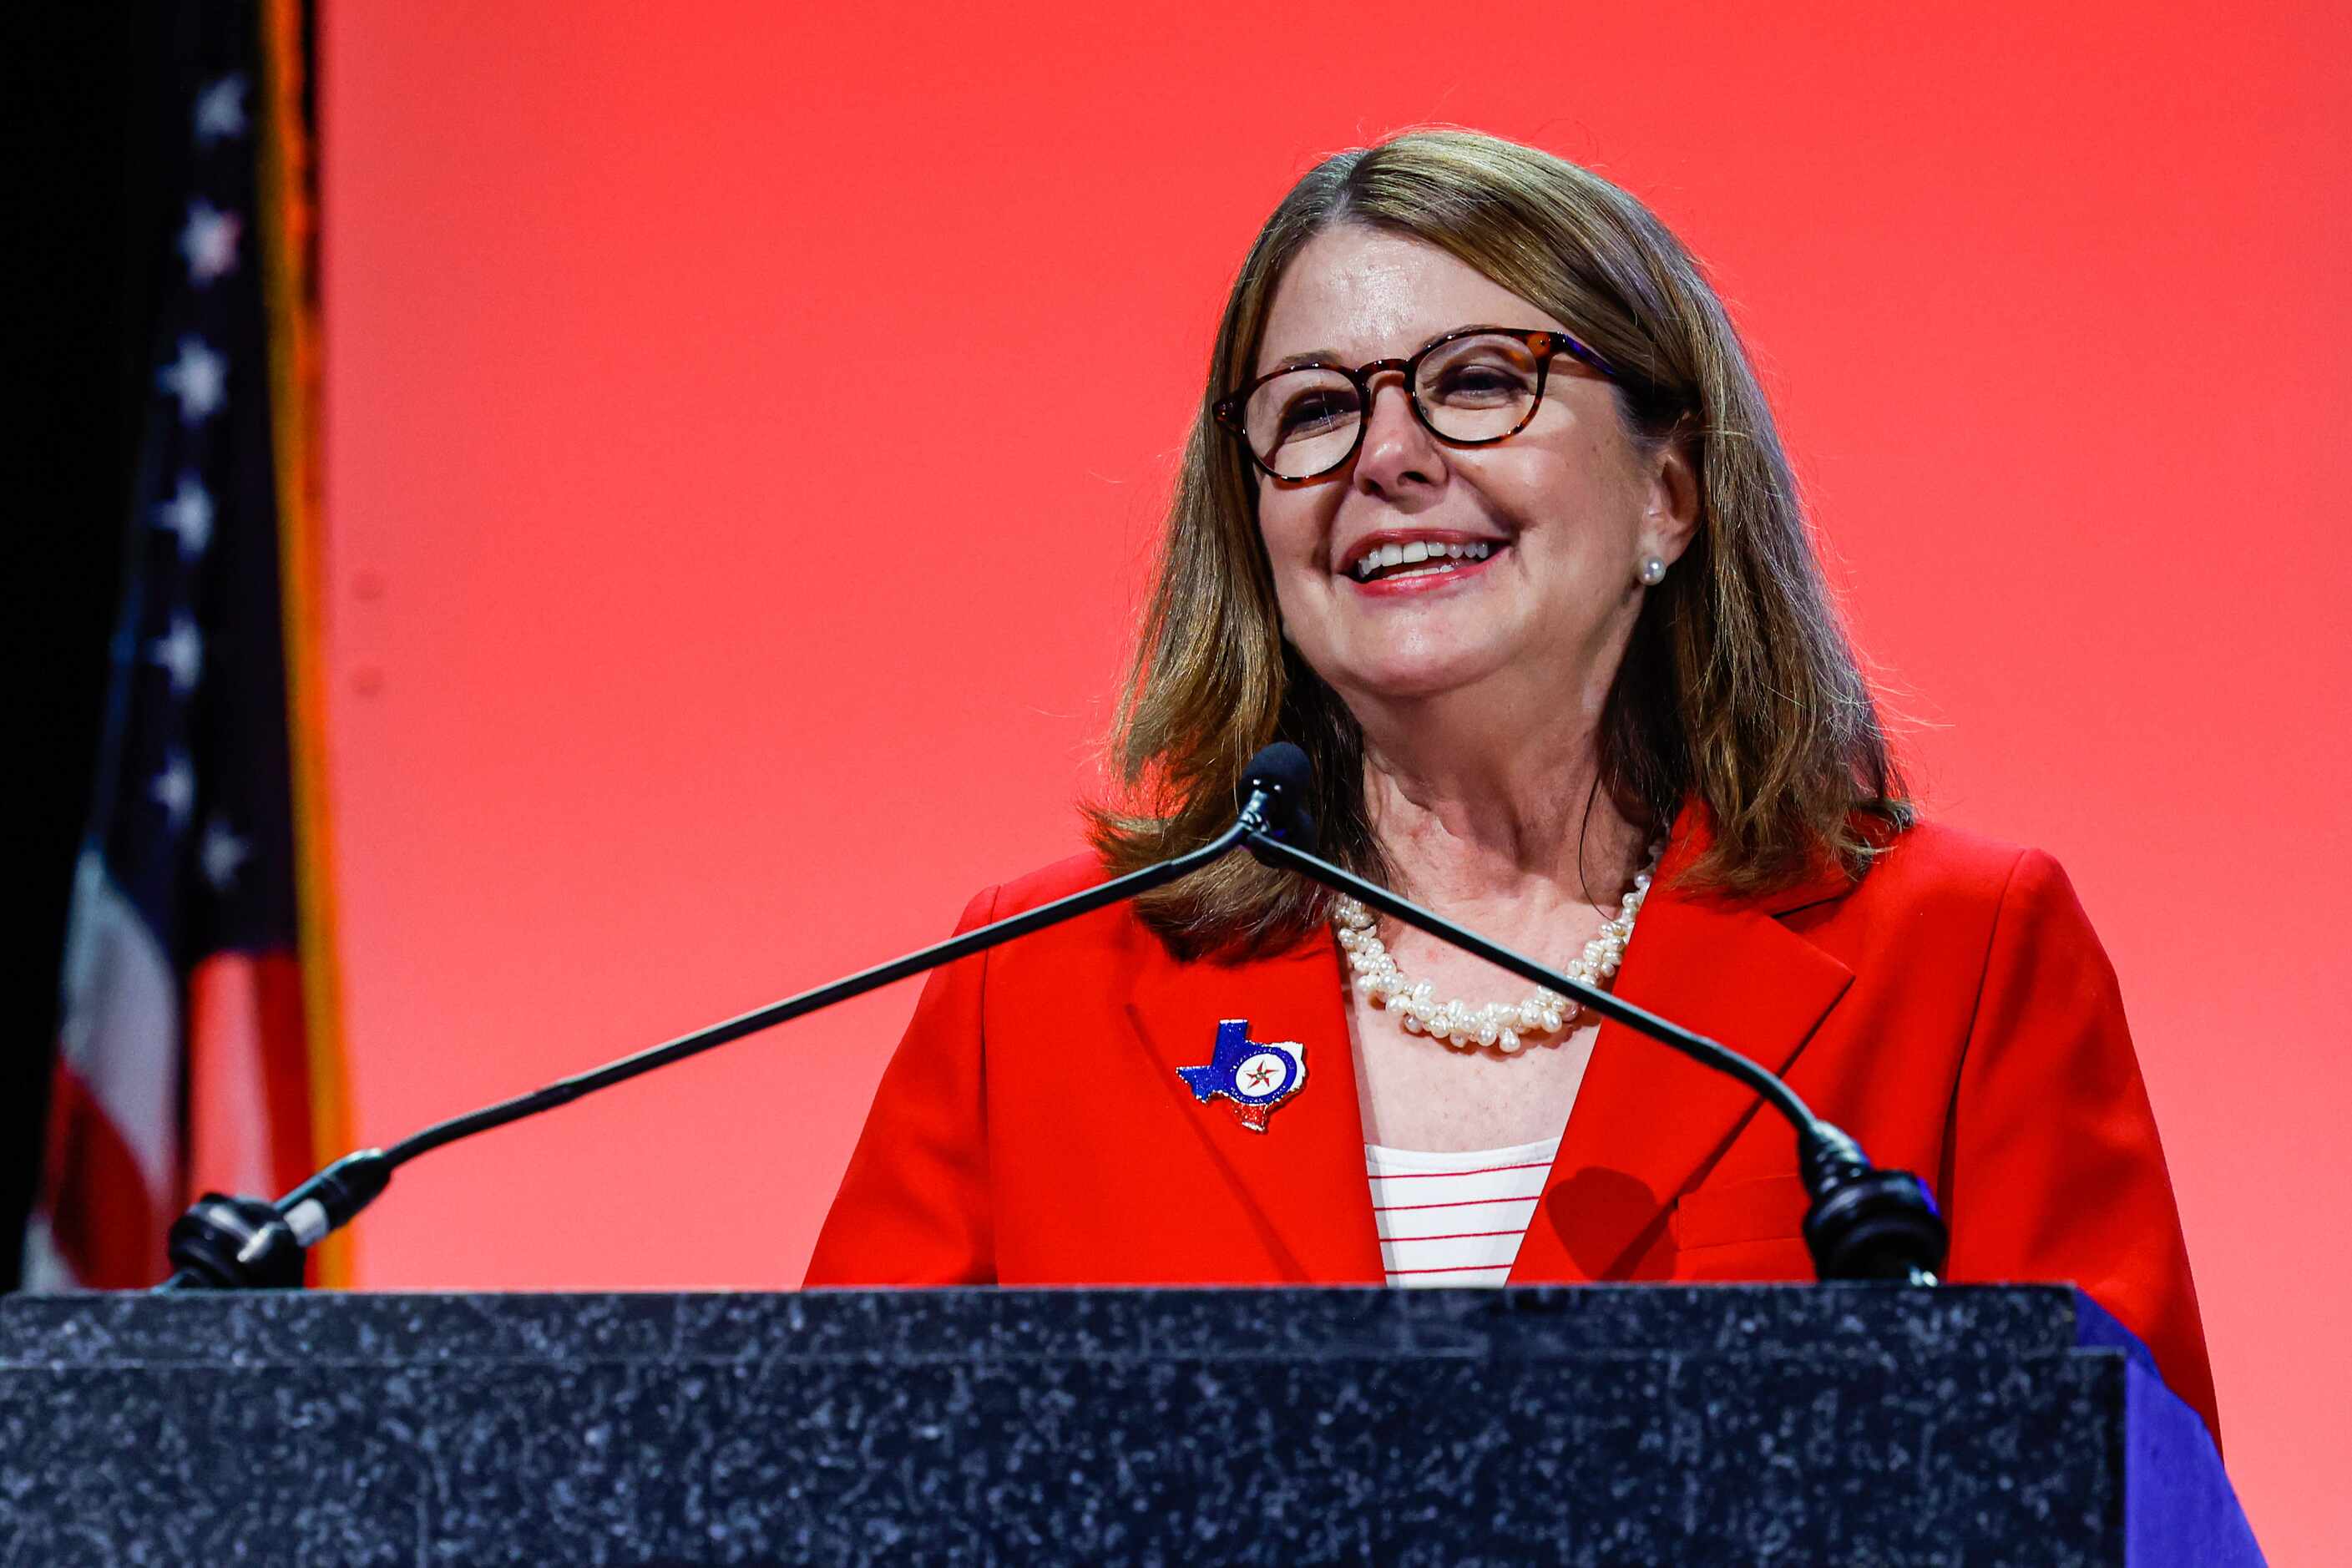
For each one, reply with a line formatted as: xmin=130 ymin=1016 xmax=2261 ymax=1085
xmin=1249 ymin=225 xmax=1696 ymax=719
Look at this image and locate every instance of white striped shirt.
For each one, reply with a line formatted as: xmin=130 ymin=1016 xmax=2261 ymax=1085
xmin=1365 ymin=1135 xmax=1560 ymax=1286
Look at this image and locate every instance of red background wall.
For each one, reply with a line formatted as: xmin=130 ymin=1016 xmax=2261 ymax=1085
xmin=320 ymin=4 xmax=2348 ymax=1560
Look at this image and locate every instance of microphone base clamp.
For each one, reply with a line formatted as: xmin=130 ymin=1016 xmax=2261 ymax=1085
xmin=164 ymin=1194 xmax=311 ymax=1291
xmin=1799 ymin=1128 xmax=1950 ymax=1284
xmin=159 ymin=1150 xmax=395 ymax=1292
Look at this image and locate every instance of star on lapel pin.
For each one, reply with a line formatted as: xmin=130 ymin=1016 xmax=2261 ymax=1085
xmin=1176 ymin=1019 xmax=1307 ymax=1133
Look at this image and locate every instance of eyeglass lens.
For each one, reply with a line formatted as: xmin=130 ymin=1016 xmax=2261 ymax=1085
xmin=1242 ymin=331 xmax=1543 ymax=479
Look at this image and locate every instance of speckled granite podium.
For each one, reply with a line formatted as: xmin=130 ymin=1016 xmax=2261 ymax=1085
xmin=0 ymin=1284 xmax=2256 ymax=1565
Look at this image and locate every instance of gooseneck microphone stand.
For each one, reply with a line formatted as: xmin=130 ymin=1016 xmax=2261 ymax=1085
xmin=159 ymin=741 xmax=1945 ymax=1292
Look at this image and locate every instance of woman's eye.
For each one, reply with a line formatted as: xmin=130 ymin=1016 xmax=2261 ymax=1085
xmin=1435 ymin=367 xmax=1525 ymax=399
xmin=1280 ymin=394 xmax=1354 ymax=434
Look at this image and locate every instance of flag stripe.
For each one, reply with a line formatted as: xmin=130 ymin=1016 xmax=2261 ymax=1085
xmin=56 ymin=852 xmax=183 ymax=1213
xmin=38 ymin=1069 xmax=167 ymax=1288
xmin=187 ymin=952 xmax=314 ymax=1201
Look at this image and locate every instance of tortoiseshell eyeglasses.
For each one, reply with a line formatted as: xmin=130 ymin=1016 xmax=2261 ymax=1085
xmin=1213 ymin=325 xmax=1619 ymax=482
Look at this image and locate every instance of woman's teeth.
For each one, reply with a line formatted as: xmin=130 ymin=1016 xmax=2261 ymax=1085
xmin=1352 ymin=539 xmax=1494 ymax=581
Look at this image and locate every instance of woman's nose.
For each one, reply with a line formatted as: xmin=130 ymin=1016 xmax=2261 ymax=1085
xmin=1352 ymin=374 xmax=1444 ymax=495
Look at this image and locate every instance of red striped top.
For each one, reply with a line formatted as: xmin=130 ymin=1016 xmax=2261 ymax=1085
xmin=1364 ymin=1136 xmax=1560 ymax=1286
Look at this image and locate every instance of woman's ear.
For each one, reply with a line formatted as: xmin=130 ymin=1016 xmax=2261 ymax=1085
xmin=1641 ymin=427 xmax=1702 ymax=568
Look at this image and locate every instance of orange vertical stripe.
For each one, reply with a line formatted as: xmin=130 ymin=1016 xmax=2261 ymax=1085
xmin=256 ymin=0 xmax=354 ymax=1288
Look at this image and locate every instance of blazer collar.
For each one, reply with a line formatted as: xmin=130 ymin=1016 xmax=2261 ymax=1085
xmin=1510 ymin=800 xmax=1856 ymax=1281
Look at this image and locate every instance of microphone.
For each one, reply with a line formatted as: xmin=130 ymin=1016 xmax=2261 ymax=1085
xmin=159 ymin=756 xmax=1307 ymax=1291
xmin=1237 ymin=740 xmax=1317 ymax=849
xmin=1240 ymin=754 xmax=1947 ymax=1286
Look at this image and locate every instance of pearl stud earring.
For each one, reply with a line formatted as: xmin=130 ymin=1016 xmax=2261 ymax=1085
xmin=1637 ymin=556 xmax=1667 ymax=586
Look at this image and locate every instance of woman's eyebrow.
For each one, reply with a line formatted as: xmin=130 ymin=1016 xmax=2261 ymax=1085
xmin=1268 ymin=347 xmax=1340 ymax=372
xmin=1264 ymin=324 xmax=1514 ymax=375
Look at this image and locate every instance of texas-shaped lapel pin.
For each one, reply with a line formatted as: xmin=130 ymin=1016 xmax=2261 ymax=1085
xmin=1176 ymin=1019 xmax=1307 ymax=1133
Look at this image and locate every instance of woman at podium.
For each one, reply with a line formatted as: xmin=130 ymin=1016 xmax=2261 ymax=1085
xmin=803 ymin=128 xmax=2218 ymax=1444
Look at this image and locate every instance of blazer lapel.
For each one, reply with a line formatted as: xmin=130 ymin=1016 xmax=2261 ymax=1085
xmin=1511 ymin=809 xmax=1855 ymax=1282
xmin=1120 ymin=927 xmax=1385 ymax=1285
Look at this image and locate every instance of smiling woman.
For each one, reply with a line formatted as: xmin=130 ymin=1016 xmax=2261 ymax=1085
xmin=803 ymin=128 xmax=2220 ymax=1449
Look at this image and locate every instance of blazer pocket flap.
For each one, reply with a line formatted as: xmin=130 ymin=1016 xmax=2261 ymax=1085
xmin=1669 ymin=1172 xmax=1811 ymax=1250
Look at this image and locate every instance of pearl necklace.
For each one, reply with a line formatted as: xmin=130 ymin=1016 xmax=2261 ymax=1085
xmin=1332 ymin=842 xmax=1663 ymax=1055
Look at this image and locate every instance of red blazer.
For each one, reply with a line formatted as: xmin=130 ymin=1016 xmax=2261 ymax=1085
xmin=805 ymin=808 xmax=2220 ymax=1444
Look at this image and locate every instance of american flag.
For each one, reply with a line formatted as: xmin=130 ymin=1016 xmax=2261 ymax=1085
xmin=24 ymin=0 xmax=345 ymax=1290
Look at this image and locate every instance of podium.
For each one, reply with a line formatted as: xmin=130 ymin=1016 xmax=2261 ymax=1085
xmin=1 ymin=1283 xmax=2256 ymax=1564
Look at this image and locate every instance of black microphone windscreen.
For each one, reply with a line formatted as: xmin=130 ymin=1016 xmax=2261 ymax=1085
xmin=1244 ymin=741 xmax=1313 ymax=797
xmin=1242 ymin=742 xmax=1318 ymax=850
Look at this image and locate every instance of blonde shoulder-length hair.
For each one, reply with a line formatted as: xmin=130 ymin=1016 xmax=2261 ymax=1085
xmin=1087 ymin=128 xmax=1909 ymax=955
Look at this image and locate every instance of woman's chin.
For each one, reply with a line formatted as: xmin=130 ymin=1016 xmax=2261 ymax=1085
xmin=1336 ymin=649 xmax=1519 ymax=706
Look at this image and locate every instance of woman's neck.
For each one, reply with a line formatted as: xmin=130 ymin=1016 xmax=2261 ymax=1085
xmin=1357 ymin=695 xmax=1650 ymax=917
